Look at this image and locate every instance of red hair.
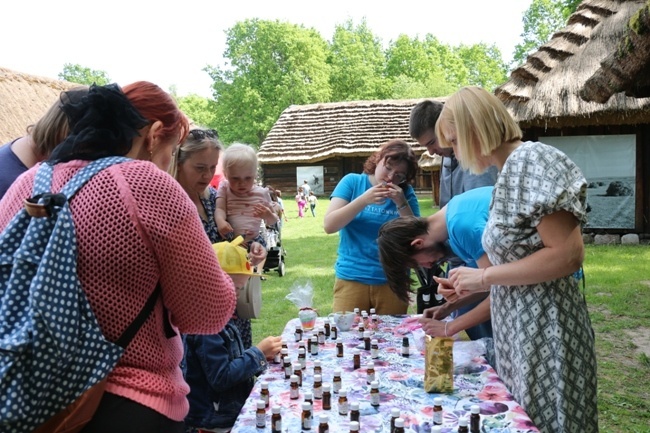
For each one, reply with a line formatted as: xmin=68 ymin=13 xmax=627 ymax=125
xmin=122 ymin=81 xmax=189 ymax=144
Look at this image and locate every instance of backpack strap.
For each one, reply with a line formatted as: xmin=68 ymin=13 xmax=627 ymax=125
xmin=115 ymin=283 xmax=162 ymax=349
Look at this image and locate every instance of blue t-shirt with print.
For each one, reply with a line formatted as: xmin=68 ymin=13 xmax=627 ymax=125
xmin=331 ymin=173 xmax=420 ymax=285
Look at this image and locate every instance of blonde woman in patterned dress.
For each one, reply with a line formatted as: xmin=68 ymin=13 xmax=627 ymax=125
xmin=433 ymin=86 xmax=598 ymax=433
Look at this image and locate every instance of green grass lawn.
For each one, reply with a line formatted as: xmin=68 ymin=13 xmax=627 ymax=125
xmin=253 ymin=195 xmax=650 ymax=432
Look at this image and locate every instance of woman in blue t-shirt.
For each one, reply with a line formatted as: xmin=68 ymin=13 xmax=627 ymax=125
xmin=324 ymin=139 xmax=420 ymax=314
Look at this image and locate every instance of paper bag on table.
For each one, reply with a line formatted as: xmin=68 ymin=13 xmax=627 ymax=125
xmin=424 ymin=335 xmax=454 ymax=393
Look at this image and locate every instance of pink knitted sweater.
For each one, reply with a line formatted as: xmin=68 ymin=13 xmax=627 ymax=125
xmin=0 ymin=160 xmax=236 ymax=421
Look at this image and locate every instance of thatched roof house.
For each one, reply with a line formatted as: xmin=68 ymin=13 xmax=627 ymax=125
xmin=581 ymin=0 xmax=650 ymax=102
xmin=258 ymin=99 xmax=445 ymax=197
xmin=495 ymin=0 xmax=650 ymax=234
xmin=0 ymin=67 xmax=81 ymax=143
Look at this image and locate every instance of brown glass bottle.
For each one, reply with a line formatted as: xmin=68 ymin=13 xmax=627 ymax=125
xmin=338 ymin=389 xmax=349 ymax=416
xmin=298 ymin=347 xmax=307 ymax=369
xmin=324 ymin=318 xmax=331 ymax=338
xmin=369 ymin=380 xmax=380 ymax=407
xmin=457 ymin=417 xmax=469 ymax=433
xmin=336 ymin=339 xmax=344 ymax=358
xmin=432 ymin=397 xmax=443 ymax=425
xmin=331 ymin=324 xmax=338 ymax=340
xmin=349 ymin=402 xmax=360 ymax=425
xmin=318 ymin=327 xmax=326 ymax=344
xmin=394 ymin=417 xmax=405 ymax=433
xmin=313 ymin=360 xmax=322 ymax=377
xmin=357 ymin=323 xmax=365 ymax=340
xmin=370 ymin=338 xmax=379 ymax=359
xmin=470 ymin=404 xmax=480 ymax=433
xmin=390 ymin=407 xmax=401 ymax=432
xmin=255 ymin=400 xmax=266 ymax=429
xmin=332 ymin=368 xmax=342 ymax=394
xmin=304 ymin=391 xmax=313 ymax=406
xmin=290 ymin=375 xmax=300 ymax=400
xmin=292 ymin=363 xmax=302 ymax=386
xmin=282 ymin=349 xmax=291 ymax=379
xmin=363 ymin=331 xmax=371 ymax=350
xmin=401 ymin=336 xmax=410 ymax=357
xmin=311 ymin=335 xmax=319 ymax=355
xmin=271 ymin=405 xmax=282 ymax=433
xmin=366 ymin=361 xmax=375 ymax=384
xmin=322 ymin=383 xmax=332 ymax=410
xmin=318 ymin=414 xmax=329 ymax=433
xmin=260 ymin=381 xmax=270 ymax=408
xmin=295 ymin=325 xmax=304 ymax=342
xmin=313 ymin=374 xmax=323 ymax=399
xmin=353 ymin=349 xmax=361 ymax=370
xmin=301 ymin=401 xmax=313 ymax=430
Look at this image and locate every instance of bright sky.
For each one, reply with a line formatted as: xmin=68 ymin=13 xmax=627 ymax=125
xmin=3 ymin=0 xmax=532 ymax=98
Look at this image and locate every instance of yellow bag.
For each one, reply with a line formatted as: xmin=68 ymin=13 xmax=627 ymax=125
xmin=424 ymin=335 xmax=454 ymax=393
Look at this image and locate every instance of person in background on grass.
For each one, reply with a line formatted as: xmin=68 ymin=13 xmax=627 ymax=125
xmin=377 ymin=186 xmax=494 ymax=341
xmin=434 ymin=86 xmax=597 ymax=433
xmin=215 ymin=143 xmax=279 ymax=244
xmin=0 ymin=82 xmax=237 ymax=433
xmin=0 ymin=86 xmax=89 ymax=199
xmin=301 ymin=179 xmax=311 ymax=199
xmin=273 ymin=189 xmax=288 ymax=226
xmin=324 ymin=139 xmax=420 ymax=314
xmin=295 ymin=186 xmax=306 ymax=218
xmin=308 ymin=190 xmax=317 ymax=217
xmin=170 ymin=131 xmax=268 ymax=350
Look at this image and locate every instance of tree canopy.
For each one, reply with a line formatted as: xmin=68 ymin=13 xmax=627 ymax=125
xmin=58 ymin=63 xmax=111 ymax=86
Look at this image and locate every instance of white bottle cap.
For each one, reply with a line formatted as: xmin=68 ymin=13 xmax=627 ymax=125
xmin=323 ymin=383 xmax=331 ymax=391
xmin=471 ymin=404 xmax=480 ymax=414
xmin=302 ymin=401 xmax=311 ymax=410
xmin=320 ymin=413 xmax=329 ymax=422
xmin=364 ymin=331 xmax=372 ymax=338
xmin=298 ymin=347 xmax=305 ymax=354
xmin=370 ymin=308 xmax=376 ymax=314
xmin=395 ymin=418 xmax=405 ymax=428
xmin=304 ymin=391 xmax=313 ymax=400
xmin=434 ymin=397 xmax=443 ymax=405
xmin=257 ymin=400 xmax=266 ymax=409
xmin=313 ymin=374 xmax=322 ymax=382
xmin=272 ymin=405 xmax=281 ymax=414
xmin=350 ymin=402 xmax=360 ymax=410
xmin=314 ymin=360 xmax=322 ymax=367
xmin=371 ymin=338 xmax=378 ymax=344
xmin=350 ymin=421 xmax=360 ymax=431
xmin=290 ymin=375 xmax=298 ymax=382
xmin=281 ymin=348 xmax=288 ymax=354
xmin=371 ymin=380 xmax=379 ymax=388
xmin=334 ymin=368 xmax=341 ymax=376
xmin=391 ymin=407 xmax=401 ymax=417
xmin=367 ymin=361 xmax=375 ymax=368
xmin=261 ymin=381 xmax=269 ymax=389
xmin=431 ymin=428 xmax=442 ymax=433
xmin=458 ymin=417 xmax=468 ymax=426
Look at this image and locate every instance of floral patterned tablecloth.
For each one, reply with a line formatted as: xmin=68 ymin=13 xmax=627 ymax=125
xmin=231 ymin=315 xmax=539 ymax=432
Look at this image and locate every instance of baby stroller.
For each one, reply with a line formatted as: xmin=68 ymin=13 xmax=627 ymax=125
xmin=262 ymin=221 xmax=286 ymax=276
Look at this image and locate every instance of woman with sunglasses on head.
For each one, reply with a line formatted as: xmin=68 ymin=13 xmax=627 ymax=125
xmin=324 ymin=139 xmax=420 ymax=314
xmin=169 ymin=130 xmax=268 ymax=350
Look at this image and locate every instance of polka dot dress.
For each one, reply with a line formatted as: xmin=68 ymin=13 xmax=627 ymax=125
xmin=0 ymin=157 xmax=129 ymax=432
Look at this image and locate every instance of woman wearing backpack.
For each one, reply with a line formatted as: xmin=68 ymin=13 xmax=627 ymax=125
xmin=0 ymin=83 xmax=236 ymax=433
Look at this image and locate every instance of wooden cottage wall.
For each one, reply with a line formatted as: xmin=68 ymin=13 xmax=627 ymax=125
xmin=522 ymin=124 xmax=648 ymax=235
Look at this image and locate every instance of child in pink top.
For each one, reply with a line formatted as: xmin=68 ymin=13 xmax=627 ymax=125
xmin=216 ymin=143 xmax=279 ymax=244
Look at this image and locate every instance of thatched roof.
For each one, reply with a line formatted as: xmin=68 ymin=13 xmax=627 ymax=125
xmin=257 ymin=98 xmax=446 ymax=164
xmin=581 ymin=0 xmax=650 ymax=102
xmin=495 ymin=0 xmax=650 ymax=128
xmin=418 ymin=152 xmax=442 ymax=172
xmin=0 ymin=67 xmax=81 ymax=143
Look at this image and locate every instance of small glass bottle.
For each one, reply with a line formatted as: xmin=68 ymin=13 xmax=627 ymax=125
xmin=332 ymin=368 xmax=342 ymax=394
xmin=331 ymin=324 xmax=338 ymax=340
xmin=363 ymin=331 xmax=372 ymax=351
xmin=322 ymin=383 xmax=332 ymax=410
xmin=255 ymin=400 xmax=266 ymax=429
xmin=318 ymin=413 xmax=329 ymax=433
xmin=313 ymin=359 xmax=322 ymax=377
xmin=271 ymin=405 xmax=282 ymax=433
xmin=369 ymin=307 xmax=376 ymax=315
xmin=394 ymin=417 xmax=405 ymax=433
xmin=295 ymin=325 xmax=304 ymax=342
xmin=336 ymin=338 xmax=344 ymax=358
xmin=371 ymin=313 xmax=378 ymax=324
xmin=370 ymin=338 xmax=379 ymax=359
xmin=313 ymin=374 xmax=323 ymax=399
xmin=431 ymin=427 xmax=442 ymax=433
xmin=318 ymin=327 xmax=326 ymax=345
xmin=307 ymin=333 xmax=313 ymax=353
xmin=299 ymin=339 xmax=307 ymax=353
xmin=349 ymin=420 xmax=360 ymax=432
xmin=350 ymin=401 xmax=360 ymax=425
xmin=311 ymin=335 xmax=319 ymax=355
xmin=298 ymin=347 xmax=307 ymax=369
xmin=290 ymin=375 xmax=300 ymax=400
xmin=338 ymin=389 xmax=349 ymax=415
xmin=260 ymin=381 xmax=270 ymax=408
xmin=354 ymin=307 xmax=360 ymax=317
xmin=470 ymin=404 xmax=480 ymax=433
xmin=282 ymin=348 xmax=292 ymax=379
xmin=401 ymin=336 xmax=410 ymax=357
xmin=353 ymin=349 xmax=361 ymax=370
xmin=369 ymin=380 xmax=380 ymax=407
xmin=361 ymin=310 xmax=369 ymax=323
xmin=457 ymin=417 xmax=469 ymax=433
xmin=432 ymin=397 xmax=443 ymax=425
xmin=304 ymin=391 xmax=314 ymax=406
xmin=273 ymin=347 xmax=282 ymax=364
xmin=366 ymin=361 xmax=376 ymax=384
xmin=292 ymin=363 xmax=303 ymax=386
xmin=301 ymin=401 xmax=313 ymax=431
xmin=324 ymin=318 xmax=331 ymax=338
xmin=357 ymin=322 xmax=365 ymax=340
xmin=390 ymin=407 xmax=401 ymax=432
xmin=281 ymin=338 xmax=288 ymax=352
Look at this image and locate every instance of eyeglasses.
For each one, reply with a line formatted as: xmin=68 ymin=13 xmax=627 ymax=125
xmin=384 ymin=162 xmax=407 ymax=184
xmin=188 ymin=129 xmax=219 ymax=140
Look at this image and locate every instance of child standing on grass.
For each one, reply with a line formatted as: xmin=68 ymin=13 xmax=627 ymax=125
xmin=215 ymin=143 xmax=279 ymax=243
xmin=295 ymin=186 xmax=306 ymax=218
xmin=308 ymin=191 xmax=317 ymax=217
